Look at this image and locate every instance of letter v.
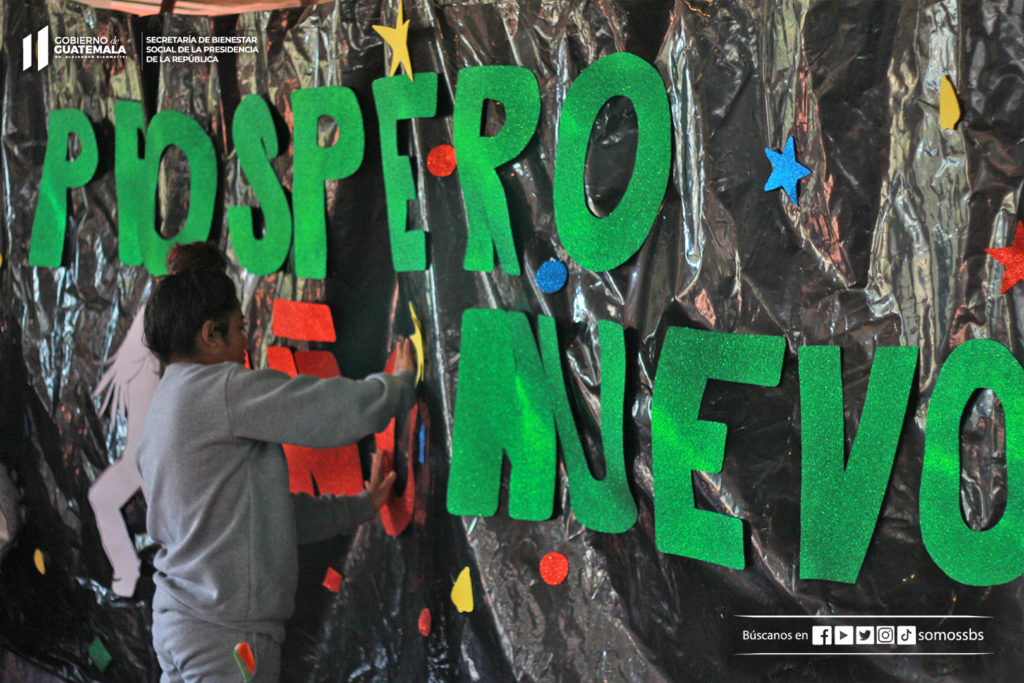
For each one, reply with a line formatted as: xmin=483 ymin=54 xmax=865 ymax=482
xmin=798 ymin=345 xmax=917 ymax=582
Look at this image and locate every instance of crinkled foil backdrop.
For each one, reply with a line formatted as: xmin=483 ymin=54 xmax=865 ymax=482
xmin=2 ymin=0 xmax=1024 ymax=680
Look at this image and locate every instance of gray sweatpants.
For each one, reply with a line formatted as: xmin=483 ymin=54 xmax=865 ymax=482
xmin=153 ymin=608 xmax=281 ymax=682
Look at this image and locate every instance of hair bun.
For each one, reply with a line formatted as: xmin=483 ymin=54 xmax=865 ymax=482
xmin=165 ymin=241 xmax=228 ymax=275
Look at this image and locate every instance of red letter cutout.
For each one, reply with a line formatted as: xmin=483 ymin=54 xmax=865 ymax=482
xmin=268 ymin=299 xmax=424 ymax=536
xmin=267 ymin=303 xmax=362 ymax=496
xmin=375 ymin=346 xmax=420 ymax=536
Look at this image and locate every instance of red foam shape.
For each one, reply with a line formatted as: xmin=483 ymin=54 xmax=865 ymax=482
xmin=267 ymin=346 xmax=298 ymax=375
xmin=986 ymin=220 xmax=1024 ymax=293
xmin=418 ymin=608 xmax=432 ymax=637
xmin=427 ymin=144 xmax=457 ymax=177
xmin=267 ymin=345 xmax=363 ymax=496
xmin=375 ymin=346 xmax=418 ymax=536
xmin=272 ymin=299 xmax=336 ymax=342
xmin=294 ymin=350 xmax=340 ymax=378
xmin=540 ymin=552 xmax=569 ymax=586
xmin=284 ymin=443 xmax=364 ymax=496
xmin=322 ymin=567 xmax=343 ymax=592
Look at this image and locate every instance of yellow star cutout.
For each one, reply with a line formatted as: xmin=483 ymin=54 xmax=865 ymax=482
xmin=373 ymin=2 xmax=414 ymax=82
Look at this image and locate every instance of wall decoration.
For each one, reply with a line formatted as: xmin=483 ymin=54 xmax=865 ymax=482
xmin=90 ymin=305 xmax=159 ymax=597
xmin=539 ymin=552 xmax=569 ymax=586
xmin=985 ymin=220 xmax=1024 ymax=293
xmin=426 ymin=145 xmax=457 ymax=178
xmin=322 ymin=567 xmax=343 ymax=593
xmin=372 ymin=1 xmax=414 ymax=82
xmin=535 ymin=258 xmax=568 ymax=294
xmin=3 ymin=1 xmax=1024 ymax=680
xmin=940 ymin=75 xmax=962 ymax=130
xmin=87 ymin=637 xmax=111 ymax=672
xmin=451 ymin=567 xmax=473 ymax=614
xmin=763 ymin=135 xmax=811 ymax=205
xmin=417 ymin=608 xmax=432 ymax=636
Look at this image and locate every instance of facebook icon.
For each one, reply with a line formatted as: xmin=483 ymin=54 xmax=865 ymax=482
xmin=811 ymin=626 xmax=832 ymax=646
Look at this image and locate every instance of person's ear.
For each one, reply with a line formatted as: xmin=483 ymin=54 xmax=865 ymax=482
xmin=198 ymin=319 xmax=221 ymax=348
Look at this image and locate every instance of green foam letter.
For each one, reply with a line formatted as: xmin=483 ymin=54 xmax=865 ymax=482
xmin=651 ymin=327 xmax=785 ymax=569
xmin=449 ymin=308 xmax=556 ymax=520
xmin=799 ymin=345 xmax=918 ymax=583
xmin=448 ymin=309 xmax=636 ymax=532
xmin=554 ymin=52 xmax=670 ymax=271
xmin=372 ymin=73 xmax=437 ymax=271
xmin=135 ymin=110 xmax=218 ymax=275
xmin=453 ymin=66 xmax=540 ymax=275
xmin=29 ymin=109 xmax=98 ymax=267
xmin=292 ymin=87 xmax=364 ymax=279
xmin=921 ymin=339 xmax=1024 ymax=585
xmin=228 ymin=94 xmax=292 ymax=275
xmin=114 ymin=101 xmax=146 ymax=266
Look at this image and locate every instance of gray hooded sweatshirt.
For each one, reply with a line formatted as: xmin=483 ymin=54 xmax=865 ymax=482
xmin=135 ymin=361 xmax=415 ymax=640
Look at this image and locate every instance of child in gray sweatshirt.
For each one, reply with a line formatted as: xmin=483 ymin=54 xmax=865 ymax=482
xmin=135 ymin=243 xmax=415 ymax=681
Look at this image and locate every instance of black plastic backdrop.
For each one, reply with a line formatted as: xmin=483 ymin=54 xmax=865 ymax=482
xmin=2 ymin=0 xmax=1024 ymax=680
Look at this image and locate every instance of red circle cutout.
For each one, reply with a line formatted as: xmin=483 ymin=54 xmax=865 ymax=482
xmin=418 ymin=608 xmax=432 ymax=636
xmin=539 ymin=552 xmax=569 ymax=586
xmin=427 ymin=144 xmax=457 ymax=177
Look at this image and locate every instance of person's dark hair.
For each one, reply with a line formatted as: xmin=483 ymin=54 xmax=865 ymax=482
xmin=144 ymin=242 xmax=239 ymax=364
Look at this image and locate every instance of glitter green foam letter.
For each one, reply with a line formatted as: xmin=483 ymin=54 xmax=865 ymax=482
xmin=921 ymin=339 xmax=1024 ymax=585
xmin=651 ymin=327 xmax=784 ymax=569
xmin=799 ymin=345 xmax=917 ymax=582
xmin=448 ymin=309 xmax=636 ymax=532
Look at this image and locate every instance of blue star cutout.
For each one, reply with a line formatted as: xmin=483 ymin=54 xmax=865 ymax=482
xmin=764 ymin=135 xmax=811 ymax=205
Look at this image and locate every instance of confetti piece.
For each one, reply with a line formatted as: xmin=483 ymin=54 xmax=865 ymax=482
xmin=539 ymin=551 xmax=569 ymax=585
xmin=985 ymin=221 xmax=1024 ymax=293
xmin=418 ymin=608 xmax=432 ymax=636
xmin=536 ymin=259 xmax=567 ymax=293
xmin=373 ymin=1 xmax=414 ymax=81
xmin=451 ymin=566 xmax=474 ymax=613
xmin=233 ymin=642 xmax=255 ymax=680
xmin=418 ymin=423 xmax=426 ymax=464
xmin=89 ymin=637 xmax=111 ymax=672
xmin=33 ymin=549 xmax=46 ymax=575
xmin=940 ymin=75 xmax=961 ymax=130
xmin=427 ymin=144 xmax=457 ymax=177
xmin=409 ymin=302 xmax=425 ymax=385
xmin=763 ymin=135 xmax=811 ymax=205
xmin=271 ymin=299 xmax=336 ymax=342
xmin=323 ymin=567 xmax=343 ymax=592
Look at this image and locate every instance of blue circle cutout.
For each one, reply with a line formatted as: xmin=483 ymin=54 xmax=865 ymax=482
xmin=536 ymin=259 xmax=568 ymax=293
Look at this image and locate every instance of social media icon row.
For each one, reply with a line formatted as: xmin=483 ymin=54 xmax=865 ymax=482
xmin=811 ymin=625 xmax=916 ymax=646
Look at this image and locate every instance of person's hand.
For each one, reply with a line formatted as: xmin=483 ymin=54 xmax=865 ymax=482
xmin=365 ymin=450 xmax=397 ymax=510
xmin=393 ymin=337 xmax=416 ymax=375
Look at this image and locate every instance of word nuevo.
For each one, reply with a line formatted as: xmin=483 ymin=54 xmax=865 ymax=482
xmin=29 ymin=52 xmax=669 ymax=280
xmin=447 ymin=309 xmax=1024 ymax=587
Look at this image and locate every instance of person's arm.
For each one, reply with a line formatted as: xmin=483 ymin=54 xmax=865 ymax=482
xmin=292 ymin=491 xmax=376 ymax=543
xmin=291 ymin=450 xmax=397 ymax=543
xmin=225 ymin=366 xmax=415 ymax=448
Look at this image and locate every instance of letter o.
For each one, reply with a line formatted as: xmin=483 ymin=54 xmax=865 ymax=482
xmin=554 ymin=52 xmax=671 ymax=272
